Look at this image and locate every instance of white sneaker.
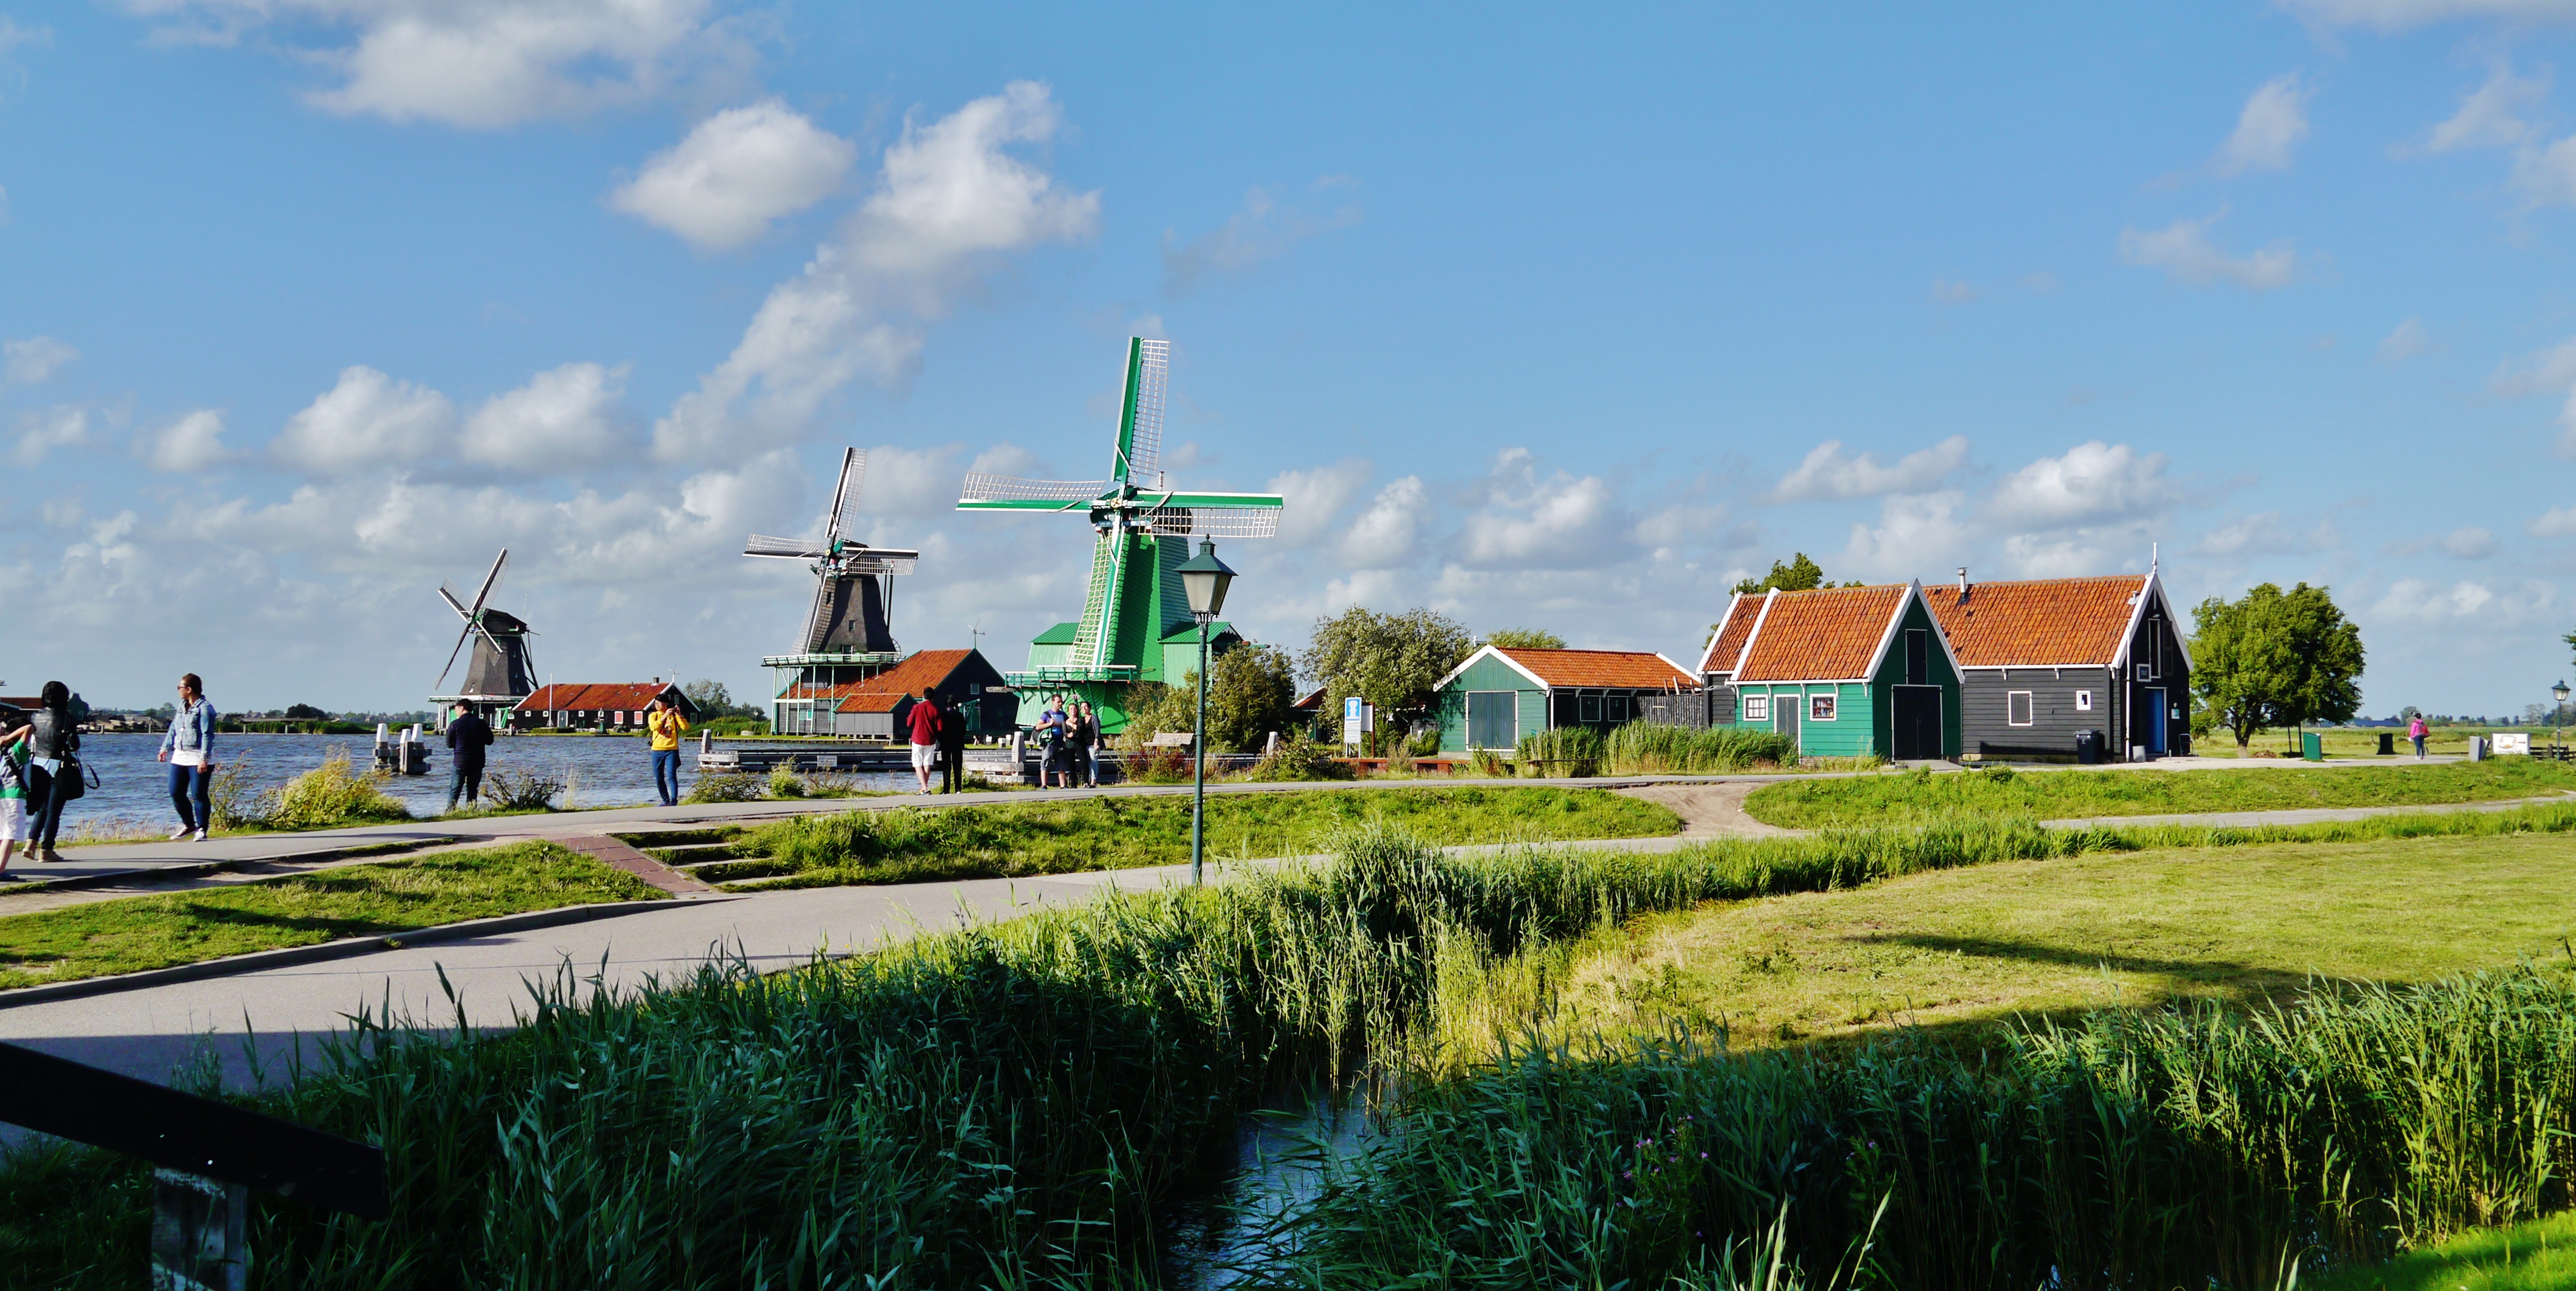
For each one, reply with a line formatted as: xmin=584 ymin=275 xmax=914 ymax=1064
xmin=193 ymin=830 xmax=209 ymax=843
xmin=169 ymin=825 xmax=192 ymax=840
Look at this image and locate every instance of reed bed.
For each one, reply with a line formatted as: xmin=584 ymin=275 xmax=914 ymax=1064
xmin=12 ymin=809 xmax=2576 ymax=1287
xmin=1515 ymin=722 xmax=1797 ymax=776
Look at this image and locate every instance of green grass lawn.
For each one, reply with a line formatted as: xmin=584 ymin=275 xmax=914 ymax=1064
xmin=1552 ymin=830 xmax=2576 ymax=1049
xmin=0 ymin=842 xmax=663 ymax=990
xmin=642 ymin=786 xmax=1685 ymax=889
xmin=1741 ymin=759 xmax=2576 ymax=829
xmin=2306 ymin=1211 xmax=2576 ymax=1290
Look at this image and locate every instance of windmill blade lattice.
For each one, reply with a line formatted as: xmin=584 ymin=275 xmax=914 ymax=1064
xmin=957 ymin=473 xmax=1117 ymax=506
xmin=1118 ymin=338 xmax=1167 ymax=482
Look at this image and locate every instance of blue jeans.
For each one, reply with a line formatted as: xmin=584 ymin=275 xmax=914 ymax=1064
xmin=651 ymin=750 xmax=680 ymax=805
xmin=169 ymin=762 xmax=211 ymax=833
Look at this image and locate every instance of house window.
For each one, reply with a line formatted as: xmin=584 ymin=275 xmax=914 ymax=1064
xmin=2135 ymin=663 xmax=2154 ymax=682
xmin=1744 ymin=695 xmax=1770 ymax=722
xmin=1580 ymin=693 xmax=1602 ymax=723
xmin=2008 ymin=691 xmax=2035 ymax=727
xmin=2075 ymin=690 xmax=2094 ymax=712
xmin=1606 ymin=694 xmax=1629 ymax=723
xmin=1810 ymin=694 xmax=1836 ymax=722
xmin=1905 ymin=629 xmax=1928 ymax=686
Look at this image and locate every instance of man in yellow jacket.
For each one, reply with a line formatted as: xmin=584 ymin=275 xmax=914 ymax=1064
xmin=647 ymin=695 xmax=689 ymax=806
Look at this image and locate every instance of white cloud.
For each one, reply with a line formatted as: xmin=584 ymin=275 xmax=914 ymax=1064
xmin=2413 ymin=65 xmax=2547 ymax=153
xmin=1987 ymin=441 xmax=2181 ymax=528
xmin=2281 ymin=0 xmax=2576 ymax=27
xmin=843 ymin=443 xmax=965 ymax=519
xmin=1840 ymin=490 xmax=1969 ymax=580
xmin=11 ymin=405 xmax=86 ymax=465
xmin=1769 ymin=435 xmax=1969 ymax=502
xmin=2389 ymin=526 xmax=2500 ymax=558
xmin=2368 ymin=577 xmax=2562 ymax=625
xmin=1931 ymin=278 xmax=1977 ymax=305
xmin=3 ymin=336 xmax=76 ymax=384
xmin=139 ymin=408 xmax=235 ymax=472
xmin=458 ymin=362 xmax=629 ymax=471
xmin=1266 ymin=458 xmax=1373 ymax=548
xmin=1455 ymin=450 xmax=1634 ymax=571
xmin=271 ymin=365 xmax=456 ymax=472
xmin=610 ymin=100 xmax=854 ymax=251
xmin=653 ymin=81 xmax=1099 ymax=461
xmin=1162 ymin=178 xmax=1362 ymax=295
xmin=2191 ymin=511 xmax=2339 ymax=558
xmin=2530 ymin=506 xmax=2576 ymax=536
xmin=1339 ymin=475 xmax=1426 ymax=569
xmin=132 ymin=0 xmax=744 ymax=129
xmin=2511 ymin=134 xmax=2576 ymax=206
xmin=2216 ymin=73 xmax=2312 ymax=174
xmin=2378 ymin=317 xmax=2430 ymax=362
xmin=2118 ymin=210 xmax=2297 ymax=290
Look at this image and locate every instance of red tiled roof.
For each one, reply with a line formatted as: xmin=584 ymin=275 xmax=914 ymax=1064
xmin=1699 ymin=594 xmax=1762 ymax=674
xmin=514 ymin=682 xmax=680 ymax=713
xmin=1494 ymin=647 xmax=1696 ymax=690
xmin=1732 ymin=585 xmax=1907 ymax=683
xmin=1922 ymin=576 xmax=2143 ymax=667
xmin=778 ymin=649 xmax=984 ymax=715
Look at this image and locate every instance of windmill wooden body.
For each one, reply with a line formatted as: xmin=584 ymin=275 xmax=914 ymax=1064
xmin=956 ymin=338 xmax=1284 ymax=732
xmin=429 ymin=550 xmax=538 ymax=724
xmin=747 ymin=448 xmax=923 ymax=734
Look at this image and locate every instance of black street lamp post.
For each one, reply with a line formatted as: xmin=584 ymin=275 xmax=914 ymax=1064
xmin=2554 ymin=681 xmax=2569 ymax=759
xmin=1178 ymin=538 xmax=1238 ymax=885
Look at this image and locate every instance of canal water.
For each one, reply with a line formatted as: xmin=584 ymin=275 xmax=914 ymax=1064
xmin=50 ymin=732 xmax=921 ymax=831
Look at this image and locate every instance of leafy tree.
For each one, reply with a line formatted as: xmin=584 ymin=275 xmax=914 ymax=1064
xmin=1207 ymin=643 xmax=1298 ymax=752
xmin=1732 ymin=553 xmax=1828 ymax=596
xmin=1300 ymin=607 xmax=1477 ymax=732
xmin=1485 ymin=628 xmax=1566 ymax=650
xmin=2189 ymin=582 xmax=2366 ymax=752
xmin=283 ymin=703 xmax=329 ymax=720
xmin=683 ymin=678 xmax=756 ymax=719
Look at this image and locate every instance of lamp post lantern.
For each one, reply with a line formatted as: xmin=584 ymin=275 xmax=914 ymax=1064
xmin=1178 ymin=539 xmax=1238 ymax=885
xmin=2554 ymin=681 xmax=2569 ymax=756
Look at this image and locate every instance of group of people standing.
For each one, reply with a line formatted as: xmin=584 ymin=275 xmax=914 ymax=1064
xmin=1 ymin=673 xmax=219 ymax=880
xmin=1034 ymin=696 xmax=1102 ymax=789
xmin=904 ymin=688 xmax=975 ymax=794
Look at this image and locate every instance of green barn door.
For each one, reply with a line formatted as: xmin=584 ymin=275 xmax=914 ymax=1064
xmin=1466 ymin=691 xmax=1518 ymax=750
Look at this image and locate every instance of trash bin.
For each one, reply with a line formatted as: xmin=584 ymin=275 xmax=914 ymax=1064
xmin=2469 ymin=736 xmax=2488 ymax=762
xmin=2301 ymin=732 xmax=2323 ymax=762
xmin=2376 ymin=731 xmax=2394 ymax=756
xmin=2074 ymin=730 xmax=2103 ymax=765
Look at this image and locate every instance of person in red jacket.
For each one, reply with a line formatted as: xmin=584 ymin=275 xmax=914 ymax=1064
xmin=907 ymin=689 xmax=942 ymax=793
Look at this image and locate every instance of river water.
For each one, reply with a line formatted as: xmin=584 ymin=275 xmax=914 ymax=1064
xmin=49 ymin=732 xmax=921 ymax=830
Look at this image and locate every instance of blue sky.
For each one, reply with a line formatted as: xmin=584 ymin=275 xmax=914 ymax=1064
xmin=7 ymin=1 xmax=2576 ymax=716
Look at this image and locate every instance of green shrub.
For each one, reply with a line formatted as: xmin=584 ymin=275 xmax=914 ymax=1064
xmin=1601 ymin=720 xmax=1795 ymax=774
xmin=1516 ymin=725 xmax=1602 ymax=775
xmin=766 ymin=765 xmax=806 ymax=798
xmin=477 ymin=768 xmax=562 ymax=811
xmin=256 ymin=748 xmax=411 ymax=830
xmin=682 ymin=772 xmax=762 ymax=804
xmin=1248 ymin=732 xmax=1350 ymax=782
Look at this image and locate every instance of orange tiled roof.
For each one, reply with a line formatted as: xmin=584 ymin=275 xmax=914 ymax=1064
xmin=1494 ymin=647 xmax=1695 ymax=690
xmin=1921 ymin=576 xmax=2143 ymax=667
xmin=514 ymin=682 xmax=679 ymax=713
xmin=1731 ymin=585 xmax=1907 ymax=682
xmin=778 ymin=649 xmax=983 ymax=714
xmin=1700 ymin=594 xmax=1762 ymax=674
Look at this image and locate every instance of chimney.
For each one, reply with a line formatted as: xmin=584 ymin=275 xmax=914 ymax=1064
xmin=1957 ymin=567 xmax=1971 ymax=601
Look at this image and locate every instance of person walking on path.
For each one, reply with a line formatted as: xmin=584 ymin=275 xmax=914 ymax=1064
xmin=1070 ymin=702 xmax=1100 ymax=788
xmin=2408 ymin=714 xmax=2430 ymax=760
xmin=646 ymin=696 xmax=689 ymax=806
xmin=444 ymin=707 xmax=494 ymax=812
xmin=907 ymin=689 xmax=943 ymax=793
xmin=23 ymin=682 xmax=79 ymax=863
xmin=937 ymin=690 xmax=969 ymax=793
xmin=0 ymin=716 xmax=30 ymax=880
xmin=158 ymin=673 xmax=218 ymax=842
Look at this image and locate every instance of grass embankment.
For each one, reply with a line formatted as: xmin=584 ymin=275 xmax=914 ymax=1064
xmin=10 ymin=815 xmax=2576 ymax=1286
xmin=2304 ymin=1211 xmax=2576 ymax=1291
xmin=638 ymin=785 xmax=1683 ymax=889
xmin=0 ymin=843 xmax=661 ymax=990
xmin=1744 ymin=757 xmax=2576 ymax=828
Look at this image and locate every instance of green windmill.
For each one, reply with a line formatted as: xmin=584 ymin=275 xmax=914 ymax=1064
xmin=957 ymin=337 xmax=1285 ymax=732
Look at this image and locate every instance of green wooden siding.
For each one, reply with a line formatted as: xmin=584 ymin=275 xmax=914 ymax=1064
xmin=1436 ymin=655 xmax=1545 ymax=752
xmin=1864 ymin=596 xmax=1962 ymax=757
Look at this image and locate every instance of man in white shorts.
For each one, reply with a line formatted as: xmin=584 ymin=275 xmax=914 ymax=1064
xmin=905 ymin=689 xmax=944 ymax=793
xmin=0 ymin=715 xmax=29 ymax=880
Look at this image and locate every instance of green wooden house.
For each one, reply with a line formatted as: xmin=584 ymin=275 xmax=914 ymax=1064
xmin=1434 ymin=646 xmax=1699 ymax=753
xmin=1699 ymin=581 xmax=1963 ymax=760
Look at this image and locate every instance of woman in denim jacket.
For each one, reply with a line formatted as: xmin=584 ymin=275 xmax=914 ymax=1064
xmin=159 ymin=673 xmax=219 ymax=842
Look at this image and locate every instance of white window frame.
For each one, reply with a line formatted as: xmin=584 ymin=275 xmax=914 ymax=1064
xmin=2074 ymin=690 xmax=2093 ymax=712
xmin=1744 ymin=694 xmax=1770 ymax=723
xmin=1809 ymin=693 xmax=1837 ymax=723
xmin=2135 ymin=662 xmax=2154 ymax=682
xmin=2007 ymin=691 xmax=2035 ymax=727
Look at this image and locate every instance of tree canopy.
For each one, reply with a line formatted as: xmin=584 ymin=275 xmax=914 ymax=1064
xmin=1732 ymin=553 xmax=1828 ymax=596
xmin=2189 ymin=582 xmax=2365 ymax=751
xmin=1300 ymin=607 xmax=1477 ymax=725
xmin=1484 ymin=628 xmax=1566 ymax=651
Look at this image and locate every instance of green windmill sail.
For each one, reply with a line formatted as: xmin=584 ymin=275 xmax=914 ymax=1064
xmin=956 ymin=338 xmax=1285 ymax=729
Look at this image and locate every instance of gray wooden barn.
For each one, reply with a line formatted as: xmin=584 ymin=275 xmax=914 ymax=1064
xmin=1920 ymin=570 xmax=2192 ymax=761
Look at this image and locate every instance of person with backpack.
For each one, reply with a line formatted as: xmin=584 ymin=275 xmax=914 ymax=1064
xmin=25 ymin=681 xmax=82 ymax=862
xmin=2408 ymin=714 xmax=2430 ymax=760
xmin=0 ymin=715 xmax=30 ymax=880
xmin=157 ymin=673 xmax=219 ymax=842
xmin=937 ymin=689 xmax=970 ymax=793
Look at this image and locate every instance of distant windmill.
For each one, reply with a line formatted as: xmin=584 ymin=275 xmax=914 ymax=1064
xmin=746 ymin=448 xmax=920 ymax=655
xmin=433 ymin=549 xmax=538 ymax=705
xmin=956 ymin=337 xmax=1284 ymax=727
